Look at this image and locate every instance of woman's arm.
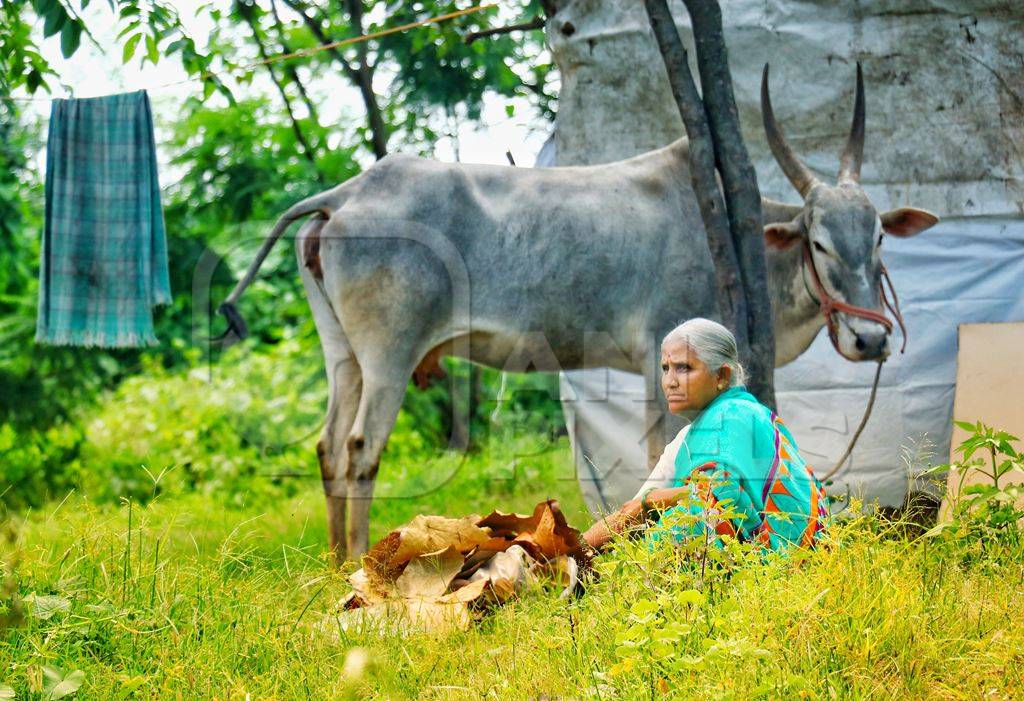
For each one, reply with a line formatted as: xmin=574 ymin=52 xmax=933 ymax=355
xmin=582 ymin=486 xmax=690 ymax=551
xmin=583 ymin=426 xmax=693 ymax=551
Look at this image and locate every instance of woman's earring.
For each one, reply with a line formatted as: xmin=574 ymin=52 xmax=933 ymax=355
xmin=717 ymin=382 xmax=725 ymax=390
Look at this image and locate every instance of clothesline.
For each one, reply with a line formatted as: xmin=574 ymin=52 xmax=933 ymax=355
xmin=4 ymin=3 xmax=497 ymax=103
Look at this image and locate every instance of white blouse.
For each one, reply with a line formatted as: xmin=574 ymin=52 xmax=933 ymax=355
xmin=631 ymin=424 xmax=692 ymax=501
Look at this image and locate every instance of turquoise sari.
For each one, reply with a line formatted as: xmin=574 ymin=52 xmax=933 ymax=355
xmin=650 ymin=386 xmax=829 ymax=550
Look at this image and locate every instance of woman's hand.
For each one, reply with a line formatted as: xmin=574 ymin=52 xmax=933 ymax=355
xmin=581 ymin=486 xmax=691 ymax=551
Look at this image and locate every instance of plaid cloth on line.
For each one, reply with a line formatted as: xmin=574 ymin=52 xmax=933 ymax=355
xmin=35 ymin=90 xmax=171 ymax=347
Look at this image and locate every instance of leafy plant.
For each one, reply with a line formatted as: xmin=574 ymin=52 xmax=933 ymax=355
xmin=922 ymin=420 xmax=1024 ymax=541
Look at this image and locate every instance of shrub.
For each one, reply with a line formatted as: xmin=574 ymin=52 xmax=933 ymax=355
xmin=75 ymin=341 xmax=324 ymax=505
xmin=0 ymin=421 xmax=84 ymax=511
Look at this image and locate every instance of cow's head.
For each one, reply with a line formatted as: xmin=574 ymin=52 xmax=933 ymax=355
xmin=760 ymin=64 xmax=939 ymax=361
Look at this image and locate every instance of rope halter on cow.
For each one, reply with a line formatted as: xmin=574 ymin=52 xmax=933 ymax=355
xmin=800 ymin=239 xmax=908 ymax=362
xmin=802 ymin=239 xmax=908 ymax=483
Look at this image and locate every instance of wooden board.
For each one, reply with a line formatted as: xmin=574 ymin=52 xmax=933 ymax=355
xmin=939 ymin=322 xmax=1024 ymax=521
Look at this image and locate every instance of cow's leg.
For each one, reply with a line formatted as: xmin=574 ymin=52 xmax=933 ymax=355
xmin=344 ymin=362 xmax=411 ymax=558
xmin=297 ymin=222 xmax=361 ymax=563
xmin=319 ymin=353 xmax=361 ymax=562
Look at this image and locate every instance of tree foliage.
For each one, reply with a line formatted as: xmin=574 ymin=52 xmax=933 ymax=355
xmin=222 ymin=0 xmax=554 ymax=164
xmin=1 ymin=0 xmax=231 ymax=99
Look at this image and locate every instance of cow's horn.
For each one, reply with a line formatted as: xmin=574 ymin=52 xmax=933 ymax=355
xmin=761 ymin=64 xmax=820 ymax=198
xmin=838 ymin=62 xmax=866 ymax=184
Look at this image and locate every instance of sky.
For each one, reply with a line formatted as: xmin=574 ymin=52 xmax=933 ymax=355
xmin=19 ymin=0 xmax=554 ymax=179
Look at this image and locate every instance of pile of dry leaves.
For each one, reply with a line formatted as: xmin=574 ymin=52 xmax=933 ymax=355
xmin=338 ymin=500 xmax=594 ymax=632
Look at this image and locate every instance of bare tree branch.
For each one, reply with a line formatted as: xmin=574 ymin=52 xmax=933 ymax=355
xmin=464 ymin=17 xmax=545 ymax=45
xmin=279 ymin=0 xmax=389 ymax=159
xmin=242 ymin=10 xmax=324 ymax=182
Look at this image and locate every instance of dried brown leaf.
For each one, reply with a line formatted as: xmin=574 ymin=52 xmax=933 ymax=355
xmin=394 ymin=546 xmax=464 ymax=600
xmin=362 ymin=530 xmax=403 ymax=591
xmin=478 ymin=500 xmax=592 ymax=568
xmin=393 ymin=514 xmax=489 ymax=560
xmin=458 ymin=541 xmax=516 ymax=579
xmin=438 ymin=578 xmax=489 ymax=604
xmin=340 ymin=500 xmax=591 ymax=633
xmin=348 ymin=567 xmax=390 ymax=606
xmin=475 ymin=537 xmax=517 ymax=553
xmin=363 ymin=515 xmax=490 ymax=592
xmin=402 ymin=599 xmax=472 ymax=632
xmin=337 ymin=599 xmax=472 ymax=634
xmin=475 ymin=508 xmax=538 ymax=538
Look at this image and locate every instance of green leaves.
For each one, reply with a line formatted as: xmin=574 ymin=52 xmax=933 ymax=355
xmin=32 ymin=0 xmax=60 ymax=16
xmin=953 ymin=420 xmax=1020 ymax=463
xmin=23 ymin=593 xmax=72 ymax=620
xmin=41 ymin=667 xmax=84 ymax=700
xmin=933 ymin=420 xmax=1024 ymax=545
xmin=629 ymin=598 xmax=658 ymax=621
xmin=59 ymin=18 xmax=83 ymax=58
xmin=42 ymin=6 xmax=69 ymax=38
xmin=608 ymin=590 xmax=708 ymax=678
xmin=4 ymin=1 xmax=223 ymax=98
xmin=122 ymin=33 xmax=142 ymax=63
xmin=145 ymin=33 xmax=159 ymax=64
xmin=676 ymin=589 xmax=706 ymax=606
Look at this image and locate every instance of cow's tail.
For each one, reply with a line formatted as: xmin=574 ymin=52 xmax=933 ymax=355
xmin=215 ymin=191 xmax=335 ymax=344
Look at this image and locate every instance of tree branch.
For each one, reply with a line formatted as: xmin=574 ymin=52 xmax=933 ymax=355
xmin=242 ymin=10 xmax=324 ymax=182
xmin=642 ymin=0 xmax=746 ymax=345
xmin=279 ymin=0 xmax=389 ymax=159
xmin=464 ymin=17 xmax=545 ymax=45
xmin=340 ymin=0 xmax=389 ymax=159
xmin=279 ymin=0 xmax=360 ymax=82
xmin=269 ymin=0 xmax=323 ymax=127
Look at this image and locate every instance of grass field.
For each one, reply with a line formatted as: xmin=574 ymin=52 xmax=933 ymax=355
xmin=2 ymin=434 xmax=1023 ymax=700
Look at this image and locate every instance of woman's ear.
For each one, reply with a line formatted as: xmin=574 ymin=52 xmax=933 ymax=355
xmin=717 ymin=365 xmax=732 ymax=389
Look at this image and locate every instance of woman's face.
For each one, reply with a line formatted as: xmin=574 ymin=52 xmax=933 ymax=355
xmin=660 ymin=339 xmax=728 ymax=414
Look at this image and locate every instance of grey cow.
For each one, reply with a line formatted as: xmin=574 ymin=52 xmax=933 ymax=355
xmin=218 ymin=68 xmax=937 ymax=560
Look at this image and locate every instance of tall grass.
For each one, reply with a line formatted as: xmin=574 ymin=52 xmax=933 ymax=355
xmin=2 ymin=433 xmax=1022 ymax=700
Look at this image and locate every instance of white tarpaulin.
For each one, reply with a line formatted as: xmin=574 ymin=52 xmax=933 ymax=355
xmin=538 ymin=0 xmax=1024 ymax=515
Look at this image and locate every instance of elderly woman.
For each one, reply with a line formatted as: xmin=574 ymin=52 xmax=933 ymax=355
xmin=582 ymin=318 xmax=829 ymax=552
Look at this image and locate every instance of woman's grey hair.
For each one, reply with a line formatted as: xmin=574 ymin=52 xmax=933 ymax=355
xmin=661 ymin=318 xmax=747 ymax=387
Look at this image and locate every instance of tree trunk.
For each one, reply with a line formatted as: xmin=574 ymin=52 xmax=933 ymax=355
xmin=643 ymin=0 xmax=775 ymax=408
xmin=642 ymin=0 xmax=746 ymax=343
xmin=682 ymin=0 xmax=775 ymax=408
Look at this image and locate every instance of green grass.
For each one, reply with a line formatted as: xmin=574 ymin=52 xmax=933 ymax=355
xmin=2 ymin=434 xmax=1023 ymax=700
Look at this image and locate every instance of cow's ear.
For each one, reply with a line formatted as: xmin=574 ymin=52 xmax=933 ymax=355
xmin=880 ymin=207 xmax=939 ymax=237
xmin=763 ymin=218 xmax=804 ymax=250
